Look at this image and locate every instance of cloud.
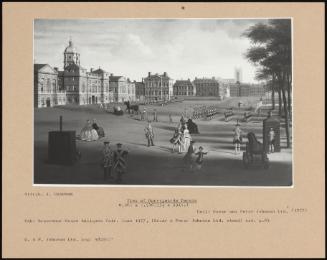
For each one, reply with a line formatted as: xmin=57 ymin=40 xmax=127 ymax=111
xmin=34 ymin=19 xmax=272 ymax=82
xmin=110 ymin=33 xmax=154 ymax=59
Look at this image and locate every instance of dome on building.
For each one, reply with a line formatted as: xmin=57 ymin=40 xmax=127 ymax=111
xmin=64 ymin=39 xmax=77 ymax=53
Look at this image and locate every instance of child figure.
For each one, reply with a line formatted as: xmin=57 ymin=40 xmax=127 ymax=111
xmin=268 ymin=127 xmax=275 ymax=153
xmin=233 ymin=121 xmax=243 ymax=154
xmin=194 ymin=146 xmax=208 ymax=171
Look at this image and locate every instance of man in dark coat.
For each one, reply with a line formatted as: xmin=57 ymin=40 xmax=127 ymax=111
xmin=113 ymin=143 xmax=128 ymax=184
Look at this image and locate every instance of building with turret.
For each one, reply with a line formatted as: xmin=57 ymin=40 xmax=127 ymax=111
xmin=34 ymin=39 xmax=135 ymax=108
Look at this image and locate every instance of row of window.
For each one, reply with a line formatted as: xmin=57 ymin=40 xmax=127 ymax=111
xmin=174 ymin=87 xmax=194 ymax=91
xmin=174 ymin=92 xmax=193 ymax=95
xmin=145 ymin=82 xmax=171 ymax=87
xmin=145 ymin=90 xmax=170 ymax=95
xmin=38 ymin=97 xmax=66 ymax=107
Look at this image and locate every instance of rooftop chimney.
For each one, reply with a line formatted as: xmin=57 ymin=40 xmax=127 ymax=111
xmin=163 ymin=72 xmax=167 ymax=77
xmin=148 ymin=72 xmax=151 ymax=77
xmin=90 ymin=68 xmax=93 ymax=72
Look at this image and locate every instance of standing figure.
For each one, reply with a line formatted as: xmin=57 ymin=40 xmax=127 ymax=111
xmin=113 ymin=143 xmax=128 ymax=184
xmin=170 ymin=128 xmax=182 ymax=153
xmin=144 ymin=122 xmax=155 ymax=147
xmin=145 ymin=108 xmax=148 ymax=122
xmin=102 ymin=141 xmax=113 ymax=180
xmin=233 ymin=122 xmax=243 ymax=154
xmin=180 ymin=115 xmax=187 ymax=132
xmin=169 ymin=113 xmax=173 ymax=124
xmin=141 ymin=108 xmax=145 ymax=121
xmin=153 ymin=109 xmax=158 ymax=122
xmin=183 ymin=140 xmax=196 ymax=171
xmin=268 ymin=127 xmax=275 ymax=153
xmin=182 ymin=124 xmax=192 ymax=153
xmin=194 ymin=146 xmax=208 ymax=171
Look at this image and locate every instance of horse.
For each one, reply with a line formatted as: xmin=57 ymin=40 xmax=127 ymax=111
xmin=124 ymin=101 xmax=139 ymax=115
xmin=246 ymin=132 xmax=267 ymax=163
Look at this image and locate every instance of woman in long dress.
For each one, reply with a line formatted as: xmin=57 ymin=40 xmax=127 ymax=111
xmin=92 ymin=119 xmax=105 ymax=138
xmin=80 ymin=120 xmax=99 ymax=141
xmin=182 ymin=124 xmax=192 ymax=153
xmin=170 ymin=128 xmax=182 ymax=153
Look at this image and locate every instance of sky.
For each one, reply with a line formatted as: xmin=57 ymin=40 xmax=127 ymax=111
xmin=34 ymin=19 xmax=269 ymax=83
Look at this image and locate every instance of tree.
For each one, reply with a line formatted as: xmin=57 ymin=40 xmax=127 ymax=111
xmin=243 ymin=19 xmax=292 ymax=148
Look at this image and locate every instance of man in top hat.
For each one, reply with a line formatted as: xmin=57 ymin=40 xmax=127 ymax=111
xmin=233 ymin=121 xmax=243 ymax=154
xmin=102 ymin=141 xmax=113 ymax=181
xmin=113 ymin=143 xmax=128 ymax=184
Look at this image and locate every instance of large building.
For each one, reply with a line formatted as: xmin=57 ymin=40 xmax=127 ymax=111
xmin=34 ymin=39 xmax=135 ymax=108
xmin=134 ymin=80 xmax=145 ymax=101
xmin=109 ymin=75 xmax=135 ymax=103
xmin=229 ymin=82 xmax=267 ymax=97
xmin=173 ymin=79 xmax=196 ymax=97
xmin=34 ymin=64 xmax=66 ymax=108
xmin=193 ymin=77 xmax=222 ymax=99
xmin=143 ymin=72 xmax=174 ymax=101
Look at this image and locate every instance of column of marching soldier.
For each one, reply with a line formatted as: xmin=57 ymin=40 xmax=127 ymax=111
xmin=192 ymin=105 xmax=220 ymax=120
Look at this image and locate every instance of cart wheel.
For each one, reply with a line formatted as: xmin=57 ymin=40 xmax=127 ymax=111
xmin=243 ymin=152 xmax=249 ymax=169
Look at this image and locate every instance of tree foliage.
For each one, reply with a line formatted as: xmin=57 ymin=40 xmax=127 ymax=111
xmin=243 ymin=19 xmax=292 ymax=148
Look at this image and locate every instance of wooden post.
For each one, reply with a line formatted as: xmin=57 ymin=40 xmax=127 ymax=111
xmin=59 ymin=116 xmax=63 ymax=132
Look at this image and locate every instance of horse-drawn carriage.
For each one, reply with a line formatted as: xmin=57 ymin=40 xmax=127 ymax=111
xmin=242 ymin=132 xmax=269 ymax=169
xmin=113 ymin=105 xmax=124 ymax=115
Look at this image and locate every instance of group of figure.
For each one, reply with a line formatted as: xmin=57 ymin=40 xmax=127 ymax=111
xmin=182 ymin=140 xmax=208 ymax=171
xmin=192 ymin=105 xmax=218 ymax=120
xmin=80 ymin=119 xmax=105 ymax=141
xmin=140 ymin=108 xmax=174 ymax=124
xmin=170 ymin=116 xmax=193 ymax=154
xmin=101 ymin=142 xmax=128 ymax=184
xmin=140 ymin=108 xmax=158 ymax=122
xmin=232 ymin=122 xmax=276 ymax=154
xmin=205 ymin=106 xmax=219 ymax=120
